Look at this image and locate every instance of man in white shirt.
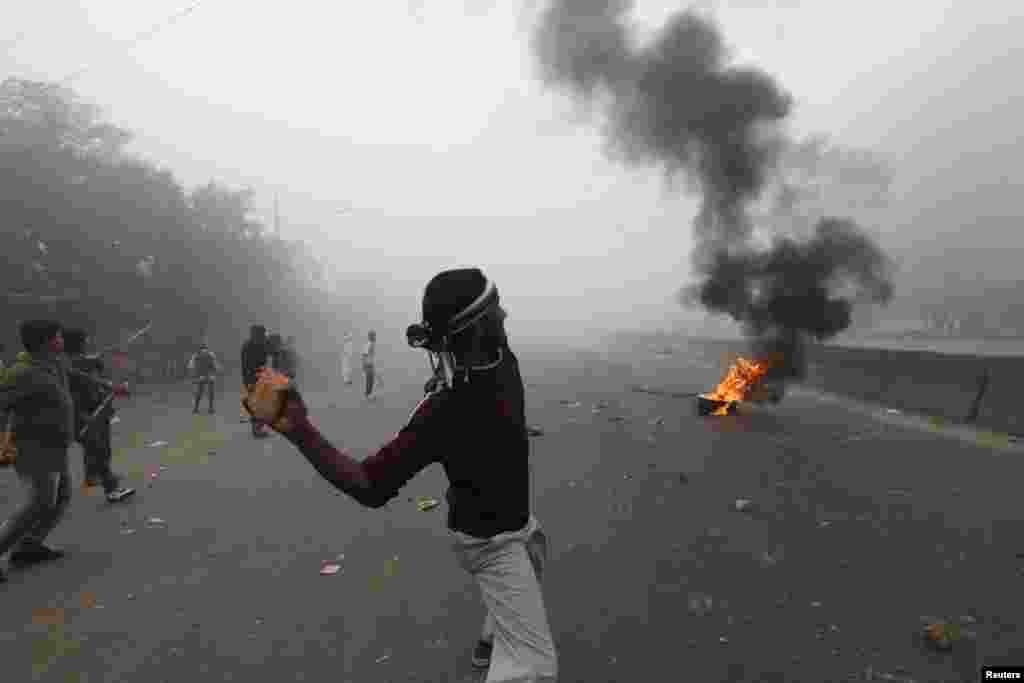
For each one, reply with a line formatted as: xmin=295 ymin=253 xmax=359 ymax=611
xmin=340 ymin=332 xmax=354 ymax=386
xmin=361 ymin=330 xmax=376 ymax=399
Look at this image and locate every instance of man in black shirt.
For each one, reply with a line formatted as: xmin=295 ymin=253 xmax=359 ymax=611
xmin=240 ymin=325 xmax=271 ymax=437
xmin=64 ymin=329 xmax=135 ymax=503
xmin=244 ymin=268 xmax=557 ymax=681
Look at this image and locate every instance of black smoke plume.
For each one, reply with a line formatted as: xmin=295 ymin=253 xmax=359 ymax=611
xmin=532 ymin=1 xmax=894 ymax=379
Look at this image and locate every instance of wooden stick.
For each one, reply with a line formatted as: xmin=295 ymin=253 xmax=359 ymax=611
xmin=630 ymin=385 xmax=701 ymax=399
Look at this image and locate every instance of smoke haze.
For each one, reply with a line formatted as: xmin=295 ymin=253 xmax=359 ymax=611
xmin=533 ymin=1 xmax=894 ymax=376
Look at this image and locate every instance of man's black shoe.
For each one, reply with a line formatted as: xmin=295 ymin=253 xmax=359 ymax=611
xmin=471 ymin=639 xmax=493 ymax=669
xmin=10 ymin=544 xmax=65 ymax=568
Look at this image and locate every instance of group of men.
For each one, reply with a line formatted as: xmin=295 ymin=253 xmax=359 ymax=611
xmin=2 ymin=268 xmax=558 ymax=681
xmin=181 ymin=327 xmax=300 ymax=424
xmin=0 ymin=320 xmax=134 ymax=584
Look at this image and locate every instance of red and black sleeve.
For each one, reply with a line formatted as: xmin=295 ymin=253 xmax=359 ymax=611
xmin=283 ymin=390 xmax=452 ymax=508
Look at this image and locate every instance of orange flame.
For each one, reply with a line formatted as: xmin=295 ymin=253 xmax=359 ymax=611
xmin=701 ymin=356 xmax=773 ymax=415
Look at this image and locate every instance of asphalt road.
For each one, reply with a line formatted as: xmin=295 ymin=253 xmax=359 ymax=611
xmin=1 ymin=340 xmax=1022 ymax=682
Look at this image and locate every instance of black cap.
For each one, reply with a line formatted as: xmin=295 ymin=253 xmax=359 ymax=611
xmin=408 ymin=268 xmax=499 ymax=350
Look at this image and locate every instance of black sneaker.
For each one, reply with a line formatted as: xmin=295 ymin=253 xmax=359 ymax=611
xmin=106 ymin=487 xmax=136 ymax=503
xmin=471 ymin=639 xmax=493 ymax=669
xmin=9 ymin=544 xmax=65 ymax=568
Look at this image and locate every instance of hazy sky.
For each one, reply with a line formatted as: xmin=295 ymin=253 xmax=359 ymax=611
xmin=3 ymin=1 xmax=1022 ymax=340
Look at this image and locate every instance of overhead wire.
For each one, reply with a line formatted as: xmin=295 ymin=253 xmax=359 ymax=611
xmin=59 ymin=0 xmax=210 ymax=86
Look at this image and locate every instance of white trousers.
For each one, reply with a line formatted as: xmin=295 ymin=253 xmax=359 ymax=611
xmin=451 ymin=516 xmax=558 ymax=683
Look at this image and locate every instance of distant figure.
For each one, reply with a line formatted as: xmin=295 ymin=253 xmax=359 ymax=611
xmin=240 ymin=325 xmax=271 ymax=437
xmin=276 ymin=335 xmax=298 ymax=382
xmin=341 ymin=332 xmax=355 ymax=385
xmin=362 ymin=330 xmax=377 ymax=399
xmin=267 ymin=333 xmax=284 ymax=370
xmin=188 ymin=342 xmax=221 ymax=414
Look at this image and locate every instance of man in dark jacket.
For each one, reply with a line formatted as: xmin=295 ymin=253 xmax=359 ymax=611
xmin=244 ymin=269 xmax=557 ymax=681
xmin=64 ymin=329 xmax=135 ymax=503
xmin=0 ymin=320 xmax=128 ymax=582
xmin=240 ymin=325 xmax=271 ymax=437
xmin=188 ymin=342 xmax=221 ymax=414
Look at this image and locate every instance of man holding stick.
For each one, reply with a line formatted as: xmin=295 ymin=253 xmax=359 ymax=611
xmin=244 ymin=268 xmax=557 ymax=682
xmin=64 ymin=329 xmax=135 ymax=502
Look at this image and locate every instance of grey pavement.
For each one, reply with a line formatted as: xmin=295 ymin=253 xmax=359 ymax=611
xmin=0 ymin=342 xmax=1022 ymax=682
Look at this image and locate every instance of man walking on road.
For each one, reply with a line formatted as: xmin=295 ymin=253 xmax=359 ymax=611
xmin=244 ymin=269 xmax=558 ymax=682
xmin=188 ymin=342 xmax=221 ymax=414
xmin=362 ymin=330 xmax=377 ymax=400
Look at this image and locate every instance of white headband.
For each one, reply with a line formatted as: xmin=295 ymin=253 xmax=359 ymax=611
xmin=447 ymin=278 xmax=498 ymax=338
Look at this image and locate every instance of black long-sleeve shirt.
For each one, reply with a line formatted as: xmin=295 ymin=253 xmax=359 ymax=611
xmin=285 ymin=347 xmax=531 ymax=539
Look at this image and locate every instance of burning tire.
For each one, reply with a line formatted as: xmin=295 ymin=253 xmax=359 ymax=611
xmin=696 ymin=394 xmax=738 ymax=416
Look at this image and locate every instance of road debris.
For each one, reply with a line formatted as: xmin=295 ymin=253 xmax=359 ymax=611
xmin=31 ymin=607 xmax=65 ymax=626
xmin=374 ymin=654 xmax=391 ymax=664
xmin=863 ymin=666 xmax=917 ymax=682
xmin=921 ymin=619 xmax=959 ymax=651
xmin=416 ymin=497 xmax=439 ymax=512
xmin=319 ymin=562 xmax=342 ymax=576
xmin=631 ymin=385 xmax=700 ymax=399
xmin=687 ymin=592 xmax=714 ymax=616
xmin=147 ymin=440 xmax=169 ymax=448
xmin=733 ymin=498 xmax=754 ymax=513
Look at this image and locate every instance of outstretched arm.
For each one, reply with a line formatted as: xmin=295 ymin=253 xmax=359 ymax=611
xmin=280 ymin=393 xmax=444 ymax=508
xmin=247 ymin=375 xmax=446 ymax=508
